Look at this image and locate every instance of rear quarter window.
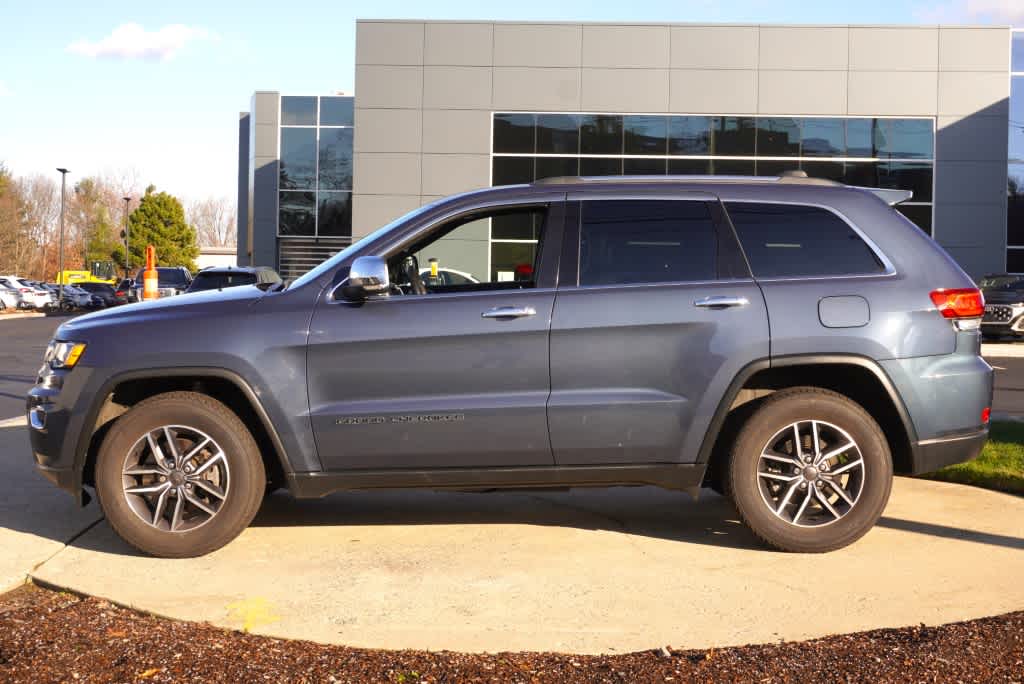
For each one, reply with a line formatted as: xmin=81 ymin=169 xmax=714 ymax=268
xmin=725 ymin=202 xmax=885 ymax=278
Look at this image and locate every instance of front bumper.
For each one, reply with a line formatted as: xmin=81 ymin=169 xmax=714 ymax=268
xmin=911 ymin=428 xmax=988 ymax=475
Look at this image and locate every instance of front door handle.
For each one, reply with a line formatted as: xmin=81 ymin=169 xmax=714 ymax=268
xmin=482 ymin=306 xmax=537 ymax=319
xmin=694 ymin=295 xmax=749 ymax=309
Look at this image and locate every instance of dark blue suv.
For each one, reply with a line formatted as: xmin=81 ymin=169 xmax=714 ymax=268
xmin=27 ymin=175 xmax=993 ymax=557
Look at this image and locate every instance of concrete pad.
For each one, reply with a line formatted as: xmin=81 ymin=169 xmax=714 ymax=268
xmin=0 ymin=426 xmax=102 ymax=592
xmin=31 ymin=478 xmax=1024 ymax=654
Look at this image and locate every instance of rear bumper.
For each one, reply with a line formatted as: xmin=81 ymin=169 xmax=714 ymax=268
xmin=911 ymin=428 xmax=988 ymax=475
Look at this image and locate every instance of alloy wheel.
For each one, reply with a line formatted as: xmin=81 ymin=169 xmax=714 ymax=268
xmin=121 ymin=425 xmax=230 ymax=532
xmin=756 ymin=419 xmax=865 ymax=528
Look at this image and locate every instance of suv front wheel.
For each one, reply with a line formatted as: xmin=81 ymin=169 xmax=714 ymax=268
xmin=726 ymin=387 xmax=892 ymax=553
xmin=95 ymin=392 xmax=265 ymax=558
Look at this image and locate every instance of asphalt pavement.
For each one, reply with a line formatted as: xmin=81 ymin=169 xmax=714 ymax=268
xmin=0 ymin=318 xmax=1021 ymax=654
xmin=0 ymin=314 xmax=71 ymax=420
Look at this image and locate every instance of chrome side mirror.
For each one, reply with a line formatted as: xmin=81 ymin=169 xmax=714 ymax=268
xmin=339 ymin=256 xmax=390 ymax=301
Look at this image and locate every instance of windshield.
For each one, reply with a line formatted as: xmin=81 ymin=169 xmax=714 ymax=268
xmin=188 ymin=272 xmax=257 ymax=292
xmin=288 ymin=199 xmax=448 ymax=290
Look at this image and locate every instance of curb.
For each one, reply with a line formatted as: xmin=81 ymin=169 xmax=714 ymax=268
xmin=0 ymin=312 xmax=47 ymax=320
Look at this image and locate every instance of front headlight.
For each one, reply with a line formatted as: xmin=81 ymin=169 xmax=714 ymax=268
xmin=44 ymin=341 xmax=87 ymax=369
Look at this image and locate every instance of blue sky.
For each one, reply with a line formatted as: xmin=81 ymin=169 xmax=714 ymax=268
xmin=0 ymin=0 xmax=1019 ymax=204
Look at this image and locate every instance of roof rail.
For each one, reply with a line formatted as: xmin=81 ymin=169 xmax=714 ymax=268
xmin=529 ymin=174 xmax=913 ymax=204
xmin=531 ymin=174 xmax=840 ymax=187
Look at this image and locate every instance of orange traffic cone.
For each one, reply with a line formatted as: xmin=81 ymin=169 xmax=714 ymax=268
xmin=143 ymin=246 xmax=159 ymax=301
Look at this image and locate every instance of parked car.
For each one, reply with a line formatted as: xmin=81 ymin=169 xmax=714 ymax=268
xmin=24 ymin=280 xmax=57 ymax=308
xmin=185 ymin=266 xmax=282 ymax=294
xmin=75 ymin=282 xmax=121 ymax=308
xmin=0 ymin=282 xmax=20 ymax=311
xmin=58 ymin=284 xmax=95 ymax=310
xmin=129 ymin=267 xmax=192 ymax=301
xmin=114 ymin=279 xmax=134 ymax=305
xmin=28 ymin=174 xmax=992 ymax=558
xmin=419 ymin=267 xmax=480 ymax=287
xmin=979 ymin=274 xmax=1024 ymax=340
xmin=0 ymin=276 xmax=49 ymax=309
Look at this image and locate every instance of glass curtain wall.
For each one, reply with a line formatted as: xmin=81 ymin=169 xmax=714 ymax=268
xmin=1009 ymin=30 xmax=1024 ymax=272
xmin=492 ymin=113 xmax=936 ymax=245
xmin=278 ymin=95 xmax=354 ymax=238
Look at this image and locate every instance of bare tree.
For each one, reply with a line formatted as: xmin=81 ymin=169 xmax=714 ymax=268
xmin=17 ymin=174 xmax=60 ymax=279
xmin=187 ymin=196 xmax=236 ymax=248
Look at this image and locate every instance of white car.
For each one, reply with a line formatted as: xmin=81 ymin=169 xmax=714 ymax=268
xmin=0 ymin=282 xmax=20 ymax=311
xmin=0 ymin=276 xmax=48 ymax=309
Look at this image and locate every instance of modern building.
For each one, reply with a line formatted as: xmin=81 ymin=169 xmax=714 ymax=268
xmin=237 ymin=93 xmax=354 ymax=278
xmin=240 ymin=21 xmax=1020 ymax=279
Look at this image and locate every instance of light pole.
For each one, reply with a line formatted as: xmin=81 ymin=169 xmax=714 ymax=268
xmin=122 ymin=196 xmax=131 ymax=278
xmin=56 ymin=168 xmax=69 ymax=307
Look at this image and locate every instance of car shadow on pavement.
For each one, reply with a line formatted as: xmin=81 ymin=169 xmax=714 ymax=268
xmin=249 ymin=487 xmax=766 ymax=551
xmin=877 ymin=516 xmax=1024 ymax=551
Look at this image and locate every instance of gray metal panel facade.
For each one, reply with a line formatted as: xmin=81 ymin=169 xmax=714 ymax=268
xmin=353 ymin=20 xmax=1011 ymax=277
xmin=236 ymin=111 xmax=250 ymax=265
xmin=248 ymin=91 xmax=280 ymax=269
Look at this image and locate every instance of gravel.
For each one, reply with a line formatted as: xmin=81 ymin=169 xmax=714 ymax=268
xmin=1 ymin=584 xmax=1021 ymax=683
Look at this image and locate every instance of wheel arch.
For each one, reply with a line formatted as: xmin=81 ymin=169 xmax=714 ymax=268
xmin=699 ymin=355 xmax=918 ymax=482
xmin=77 ymin=368 xmax=292 ymax=496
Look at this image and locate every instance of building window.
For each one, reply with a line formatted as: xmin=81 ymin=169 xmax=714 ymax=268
xmin=1009 ymin=33 xmax=1024 ymax=273
xmin=491 ymin=113 xmax=935 ymax=238
xmin=279 ymin=95 xmax=354 ymax=239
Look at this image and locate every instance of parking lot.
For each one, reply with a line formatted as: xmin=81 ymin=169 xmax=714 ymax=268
xmin=1 ymin=316 xmax=1022 ymax=654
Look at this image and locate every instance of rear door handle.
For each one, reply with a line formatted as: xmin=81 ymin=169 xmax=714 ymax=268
xmin=481 ymin=306 xmax=537 ymax=319
xmin=694 ymin=295 xmax=749 ymax=309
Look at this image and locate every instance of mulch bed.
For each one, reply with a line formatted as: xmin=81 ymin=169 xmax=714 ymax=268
xmin=0 ymin=584 xmax=1021 ymax=683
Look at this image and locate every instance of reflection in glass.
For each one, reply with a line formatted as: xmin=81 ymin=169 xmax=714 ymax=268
xmin=318 ymin=128 xmax=353 ymax=190
xmin=712 ymin=117 xmax=756 ymax=156
xmin=279 ymin=192 xmax=316 ymax=236
xmin=624 ymin=116 xmax=667 ymax=154
xmin=280 ymin=128 xmax=317 ymax=190
xmin=319 ymin=97 xmax=354 ymax=126
xmin=317 ymin=192 xmax=352 ymax=236
xmin=580 ymin=115 xmax=623 ymax=154
xmin=756 ymin=118 xmax=800 ymax=156
xmin=535 ymin=156 xmax=578 ymax=180
xmin=493 ymin=157 xmax=534 ymax=185
xmin=668 ymin=158 xmax=711 ymax=175
xmin=800 ymin=160 xmax=845 ymax=182
xmin=1011 ymin=78 xmax=1024 ymax=162
xmin=713 ymin=159 xmax=755 ymax=175
xmin=537 ymin=114 xmax=579 ymax=154
xmin=624 ymin=158 xmax=667 ymax=175
xmin=1009 ymin=248 xmax=1024 ymax=274
xmin=843 ymin=161 xmax=878 ymax=188
xmin=581 ymin=157 xmax=622 ymax=176
xmin=669 ymin=116 xmax=712 ymax=154
xmin=491 ymin=241 xmax=539 ymax=283
xmin=493 ymin=212 xmax=542 ymax=240
xmin=494 ymin=114 xmax=535 ymax=153
xmin=281 ymin=96 xmax=317 ymax=126
xmin=895 ymin=205 xmax=933 ymax=236
xmin=846 ymin=119 xmax=875 ymax=157
xmin=879 ymin=162 xmax=933 ymax=202
xmin=756 ymin=160 xmax=801 ymax=177
xmin=874 ymin=119 xmax=933 ymax=159
xmin=1009 ymin=163 xmax=1024 ymax=246
xmin=802 ymin=118 xmax=845 ymax=157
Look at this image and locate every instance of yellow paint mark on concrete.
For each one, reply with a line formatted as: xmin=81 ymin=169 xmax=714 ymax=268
xmin=226 ymin=597 xmax=280 ymax=632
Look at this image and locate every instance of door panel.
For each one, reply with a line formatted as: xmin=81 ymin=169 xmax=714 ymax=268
xmin=549 ymin=281 xmax=769 ymax=464
xmin=308 ymin=290 xmax=556 ymax=470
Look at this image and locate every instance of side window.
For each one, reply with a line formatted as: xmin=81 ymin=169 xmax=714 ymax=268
xmin=725 ymin=202 xmax=884 ymax=278
xmin=389 ymin=206 xmax=547 ymax=295
xmin=579 ymin=200 xmax=718 ymax=286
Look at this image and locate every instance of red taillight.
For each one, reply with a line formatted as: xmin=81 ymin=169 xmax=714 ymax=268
xmin=19 ymin=288 xmax=29 ymax=293
xmin=981 ymin=407 xmax=991 ymax=424
xmin=929 ymin=288 xmax=984 ymax=319
xmin=115 ymin=290 xmax=125 ymax=296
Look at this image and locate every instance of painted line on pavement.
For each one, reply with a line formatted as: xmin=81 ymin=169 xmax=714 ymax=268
xmin=0 ymin=416 xmax=27 ymax=428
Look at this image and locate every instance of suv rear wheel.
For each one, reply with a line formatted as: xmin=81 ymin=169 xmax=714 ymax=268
xmin=95 ymin=392 xmax=265 ymax=558
xmin=726 ymin=387 xmax=892 ymax=553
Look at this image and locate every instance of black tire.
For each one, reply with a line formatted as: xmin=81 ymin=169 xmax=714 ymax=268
xmin=725 ymin=387 xmax=892 ymax=553
xmin=95 ymin=391 xmax=265 ymax=558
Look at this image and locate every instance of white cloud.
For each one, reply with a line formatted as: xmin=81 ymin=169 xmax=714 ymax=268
xmin=67 ymin=23 xmax=216 ymax=62
xmin=916 ymin=0 xmax=1024 ymax=24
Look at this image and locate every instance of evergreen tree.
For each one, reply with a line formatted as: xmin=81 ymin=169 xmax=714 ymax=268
xmin=124 ymin=185 xmax=199 ymax=272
